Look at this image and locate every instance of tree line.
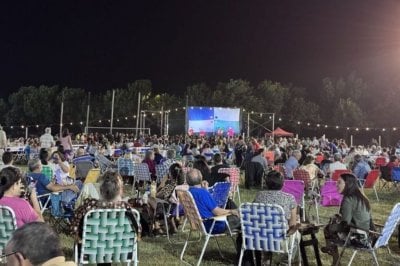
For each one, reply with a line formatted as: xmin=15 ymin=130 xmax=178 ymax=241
xmin=0 ymin=73 xmax=398 ymax=138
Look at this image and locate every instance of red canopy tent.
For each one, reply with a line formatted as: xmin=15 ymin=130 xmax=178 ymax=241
xmin=265 ymin=127 xmax=294 ymax=137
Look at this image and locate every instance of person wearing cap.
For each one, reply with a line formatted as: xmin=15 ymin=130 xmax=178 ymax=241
xmin=0 ymin=125 xmax=7 ymax=153
xmin=3 ymin=222 xmax=76 ymax=266
xmin=39 ymin=127 xmax=55 ymax=149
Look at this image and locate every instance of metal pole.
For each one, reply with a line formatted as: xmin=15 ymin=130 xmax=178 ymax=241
xmin=135 ymin=92 xmax=141 ymax=138
xmin=350 ymin=135 xmax=353 ymax=147
xmin=25 ymin=127 xmax=28 ymax=140
xmin=143 ymin=112 xmax=146 ymax=135
xmin=185 ymin=95 xmax=189 ymax=134
xmin=160 ymin=105 xmax=164 ymax=136
xmin=110 ymin=90 xmax=115 ymax=134
xmin=60 ymin=91 xmax=64 ymax=138
xmin=272 ymin=113 xmax=275 ymax=140
xmin=247 ymin=112 xmax=250 ymax=138
xmin=85 ymin=92 xmax=91 ymax=134
xmin=379 ymin=135 xmax=381 ymax=146
xmin=166 ymin=111 xmax=169 ymax=136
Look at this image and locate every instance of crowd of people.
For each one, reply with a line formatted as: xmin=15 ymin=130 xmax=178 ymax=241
xmin=0 ymin=125 xmax=399 ymax=265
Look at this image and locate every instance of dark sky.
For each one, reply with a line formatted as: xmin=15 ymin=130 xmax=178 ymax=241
xmin=1 ymin=0 xmax=400 ymax=98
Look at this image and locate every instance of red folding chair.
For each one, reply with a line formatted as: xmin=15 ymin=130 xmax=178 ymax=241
xmin=374 ymin=157 xmax=387 ymax=169
xmin=331 ymin=169 xmax=351 ymax=181
xmin=293 ymin=169 xmax=313 ymax=190
xmin=360 ymin=169 xmax=380 ymax=201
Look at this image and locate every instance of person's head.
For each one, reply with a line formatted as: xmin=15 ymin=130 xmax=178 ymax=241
xmin=169 ymin=163 xmax=184 ymax=184
xmin=333 ymin=153 xmax=342 ymax=162
xmin=193 ymin=159 xmax=210 ymax=173
xmin=45 ymin=127 xmax=51 ymax=134
xmin=302 ymin=154 xmax=315 ymax=165
xmin=292 ymin=150 xmax=302 ymax=161
xmin=337 ymin=173 xmax=370 ymax=211
xmin=76 ymin=147 xmax=85 ymax=157
xmin=187 ymin=168 xmax=203 ymax=186
xmin=153 ymin=146 xmax=160 ymax=154
xmin=99 ymin=170 xmax=123 ymax=202
xmin=166 ymin=149 xmax=176 ymax=160
xmin=0 ymin=167 xmax=24 ymax=198
xmin=51 ymin=151 xmax=65 ymax=163
xmin=144 ymin=150 xmax=154 ymax=160
xmin=62 ymin=128 xmax=69 ymax=138
xmin=265 ymin=170 xmax=284 ymax=190
xmin=2 ymin=151 xmax=13 ymax=165
xmin=353 ymin=154 xmax=362 ymax=163
xmin=28 ymin=158 xmax=42 ymax=173
xmin=39 ymin=148 xmax=50 ymax=165
xmin=389 ymin=155 xmax=398 ymax=163
xmin=5 ymin=222 xmax=65 ymax=266
xmin=213 ymin=153 xmax=223 ymax=164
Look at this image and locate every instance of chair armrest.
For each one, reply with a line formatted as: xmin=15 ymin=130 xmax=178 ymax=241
xmin=203 ymin=215 xmax=228 ymax=222
xmin=287 ymin=223 xmax=301 ymax=236
xmin=348 ymin=224 xmax=382 ymax=236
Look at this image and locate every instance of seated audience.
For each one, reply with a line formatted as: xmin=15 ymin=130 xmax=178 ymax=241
xmin=300 ymin=154 xmax=324 ymax=181
xmin=27 ymin=158 xmax=79 ymax=196
xmin=0 ymin=151 xmax=14 ymax=170
xmin=153 ymin=146 xmax=164 ymax=165
xmin=386 ymin=155 xmax=399 ymax=173
xmin=284 ymin=150 xmax=301 ymax=179
xmin=209 ymin=153 xmax=230 ymax=187
xmin=142 ymin=150 xmax=156 ymax=179
xmin=328 ymin=153 xmax=347 ymax=178
xmin=251 ymin=148 xmax=268 ymax=170
xmin=253 ymin=170 xmax=297 ymax=227
xmin=321 ymin=173 xmax=373 ymax=265
xmin=352 ymin=154 xmax=371 ymax=181
xmin=72 ymin=147 xmax=95 ymax=164
xmin=71 ymin=170 xmax=139 ymax=244
xmin=148 ymin=163 xmax=185 ymax=235
xmin=187 ymin=168 xmax=239 ymax=234
xmin=4 ymin=222 xmax=76 ymax=266
xmin=193 ymin=157 xmax=211 ymax=184
xmin=0 ymin=167 xmax=43 ymax=227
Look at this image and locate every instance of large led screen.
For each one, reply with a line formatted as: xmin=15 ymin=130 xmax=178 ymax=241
xmin=187 ymin=106 xmax=241 ymax=136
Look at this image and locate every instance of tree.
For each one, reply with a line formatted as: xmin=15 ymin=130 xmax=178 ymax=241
xmin=257 ymin=80 xmax=289 ymax=115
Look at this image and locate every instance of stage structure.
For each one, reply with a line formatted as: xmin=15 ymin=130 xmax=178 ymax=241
xmin=186 ymin=106 xmax=241 ymax=137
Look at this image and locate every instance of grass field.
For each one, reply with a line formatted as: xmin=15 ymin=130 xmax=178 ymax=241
xmin=8 ymin=159 xmax=387 ymax=266
xmin=54 ymin=177 xmax=400 ymax=266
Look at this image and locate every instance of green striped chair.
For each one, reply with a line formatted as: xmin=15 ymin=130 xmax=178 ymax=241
xmin=74 ymin=208 xmax=140 ymax=266
xmin=0 ymin=206 xmax=17 ymax=259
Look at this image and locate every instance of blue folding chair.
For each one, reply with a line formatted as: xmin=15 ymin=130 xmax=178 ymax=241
xmin=238 ymin=203 xmax=300 ymax=266
xmin=336 ymin=203 xmax=400 ymax=266
xmin=0 ymin=206 xmax=17 ymax=257
xmin=208 ymin=181 xmax=231 ymax=209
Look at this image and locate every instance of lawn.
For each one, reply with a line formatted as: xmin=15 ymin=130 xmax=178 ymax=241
xmin=55 ymin=178 xmax=400 ymax=265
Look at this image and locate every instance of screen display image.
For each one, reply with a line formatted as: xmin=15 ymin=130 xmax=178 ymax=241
xmin=187 ymin=106 xmax=241 ymax=136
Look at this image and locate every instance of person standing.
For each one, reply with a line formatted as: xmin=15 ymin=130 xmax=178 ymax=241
xmin=0 ymin=125 xmax=7 ymax=154
xmin=40 ymin=127 xmax=55 ymax=149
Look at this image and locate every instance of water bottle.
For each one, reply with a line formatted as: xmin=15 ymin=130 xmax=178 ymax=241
xmin=150 ymin=181 xmax=157 ymax=198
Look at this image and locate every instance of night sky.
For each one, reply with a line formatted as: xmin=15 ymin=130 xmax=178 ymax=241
xmin=1 ymin=0 xmax=400 ymax=98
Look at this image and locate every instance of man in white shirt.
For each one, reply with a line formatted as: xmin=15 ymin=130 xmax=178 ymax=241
xmin=40 ymin=127 xmax=55 ymax=149
xmin=0 ymin=125 xmax=7 ymax=155
xmin=328 ymin=153 xmax=347 ymax=177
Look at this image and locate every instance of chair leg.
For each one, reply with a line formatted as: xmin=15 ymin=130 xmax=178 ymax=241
xmin=180 ymin=230 xmax=192 ymax=261
xmin=374 ymin=186 xmax=379 ymax=201
xmin=214 ymin=237 xmax=224 ymax=258
xmin=237 ymin=186 xmax=241 ymax=205
xmin=371 ymin=250 xmax=379 ymax=266
xmin=238 ymin=249 xmax=245 ymax=266
xmin=348 ymin=250 xmax=357 ymax=265
xmin=197 ymin=234 xmax=212 ymax=266
xmin=315 ymin=199 xmax=320 ymax=224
